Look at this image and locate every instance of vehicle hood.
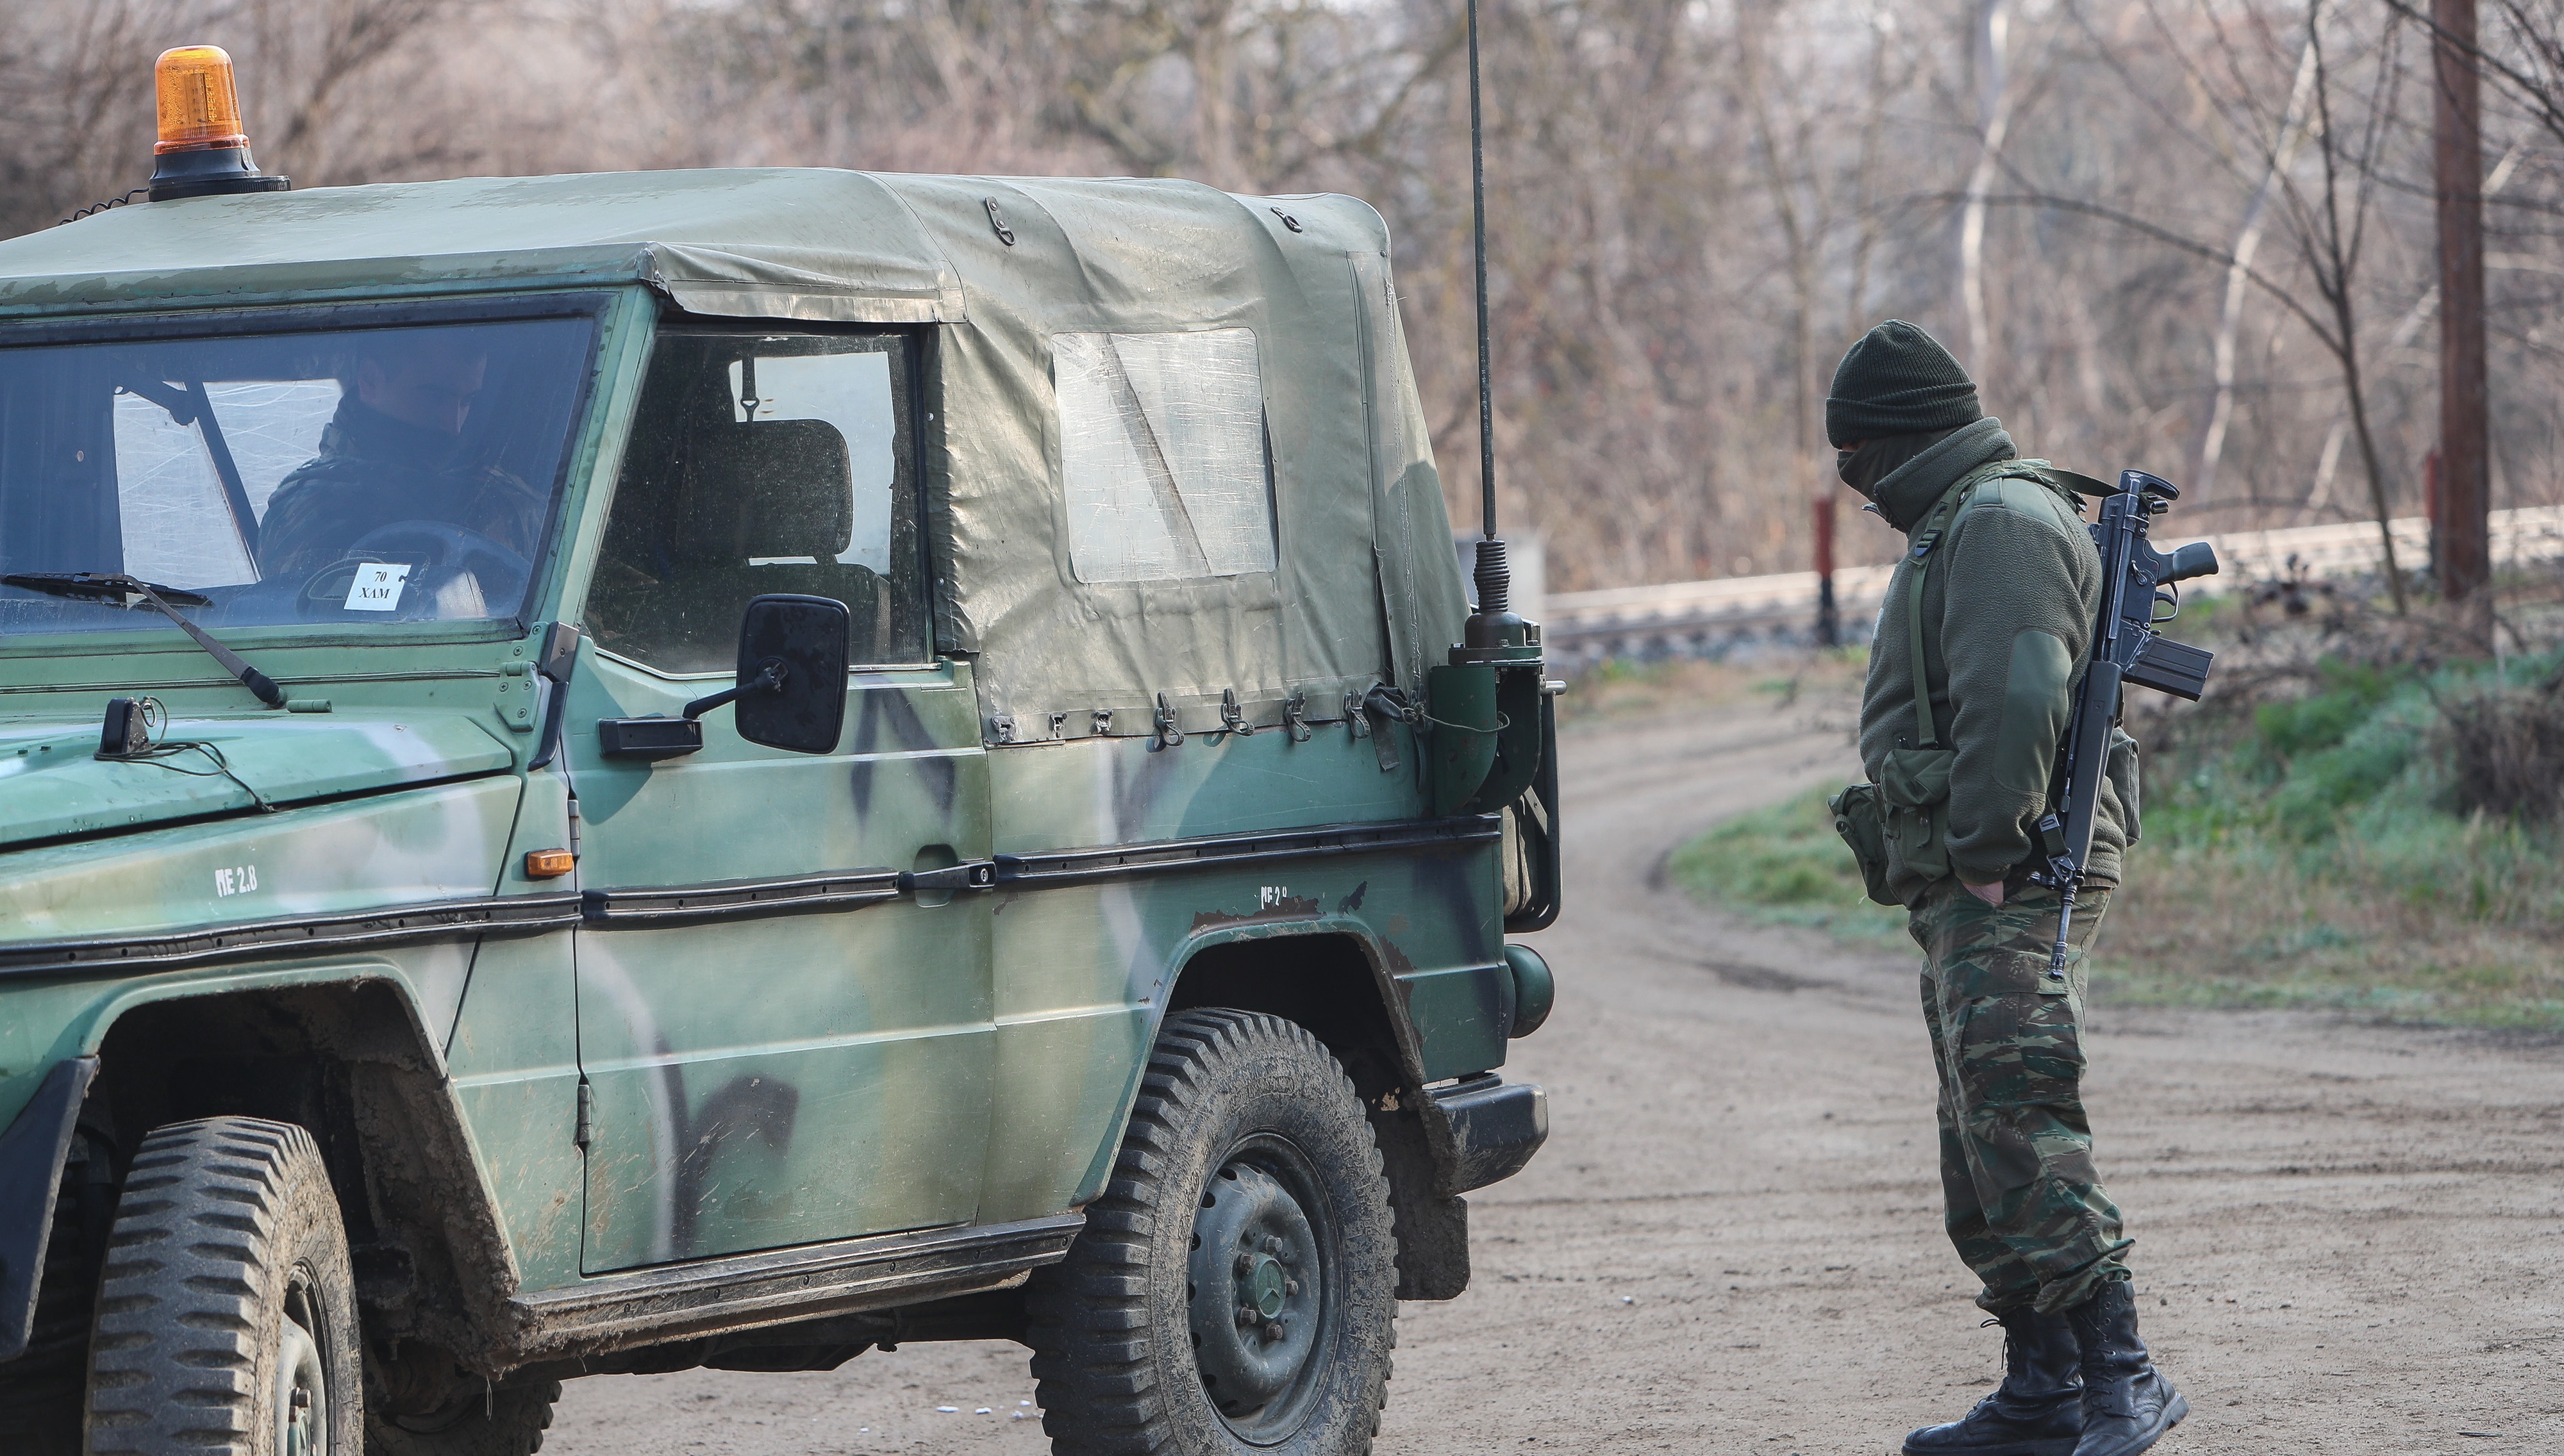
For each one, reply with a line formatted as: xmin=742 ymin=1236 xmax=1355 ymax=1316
xmin=0 ymin=711 xmax=518 ymax=850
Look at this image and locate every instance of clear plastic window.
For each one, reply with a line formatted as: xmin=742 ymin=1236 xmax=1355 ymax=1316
xmin=1054 ymin=328 xmax=1276 ymax=584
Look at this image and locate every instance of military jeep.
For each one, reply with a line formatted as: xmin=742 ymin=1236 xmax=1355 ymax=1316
xmin=0 ymin=161 xmax=1561 ymax=1456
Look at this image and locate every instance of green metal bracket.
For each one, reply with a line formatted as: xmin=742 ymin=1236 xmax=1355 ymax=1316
xmin=1460 ymin=663 xmax=1544 ymax=816
xmin=1425 ymin=663 xmax=1499 ymax=816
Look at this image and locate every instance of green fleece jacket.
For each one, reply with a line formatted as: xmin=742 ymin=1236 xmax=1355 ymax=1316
xmin=1856 ymin=418 xmax=2132 ymax=898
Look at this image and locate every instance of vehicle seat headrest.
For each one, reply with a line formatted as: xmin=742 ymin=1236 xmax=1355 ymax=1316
xmin=675 ymin=420 xmax=852 ymax=565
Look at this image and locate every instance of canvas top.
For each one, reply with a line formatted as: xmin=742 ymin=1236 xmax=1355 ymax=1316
xmin=0 ymin=169 xmax=964 ymax=320
xmin=0 ymin=168 xmax=1469 ymax=738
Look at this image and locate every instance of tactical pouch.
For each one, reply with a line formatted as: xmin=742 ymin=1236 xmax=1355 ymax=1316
xmin=2105 ymin=726 xmax=2142 ymax=843
xmin=1828 ymin=782 xmax=1897 ymax=907
xmin=1878 ymin=745 xmax=1956 ymax=888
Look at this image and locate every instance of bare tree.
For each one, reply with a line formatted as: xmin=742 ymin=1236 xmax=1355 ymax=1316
xmin=1960 ymin=0 xmax=2019 ymax=373
xmin=2297 ymin=3 xmax=2417 ymax=610
xmin=12 ymin=0 xmax=2563 ymax=601
xmin=2199 ymin=34 xmax=2320 ymax=504
xmin=1984 ymin=1 xmax=2420 ymax=609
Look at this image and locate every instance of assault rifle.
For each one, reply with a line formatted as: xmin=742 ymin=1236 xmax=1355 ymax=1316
xmin=2031 ymin=468 xmax=2220 ymax=974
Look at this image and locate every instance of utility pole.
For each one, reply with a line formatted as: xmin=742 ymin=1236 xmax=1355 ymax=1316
xmin=2434 ymin=0 xmax=2492 ymax=639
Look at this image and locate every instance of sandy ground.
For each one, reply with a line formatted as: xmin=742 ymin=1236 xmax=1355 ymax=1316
xmin=549 ymin=695 xmax=2564 ymax=1455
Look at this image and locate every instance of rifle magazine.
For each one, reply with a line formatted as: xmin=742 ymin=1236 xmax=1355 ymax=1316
xmin=2124 ymin=633 xmax=2213 ymax=701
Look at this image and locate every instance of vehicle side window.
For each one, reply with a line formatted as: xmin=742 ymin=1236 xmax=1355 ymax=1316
xmin=586 ymin=331 xmax=925 ymax=674
xmin=1053 ymin=327 xmax=1275 ymax=584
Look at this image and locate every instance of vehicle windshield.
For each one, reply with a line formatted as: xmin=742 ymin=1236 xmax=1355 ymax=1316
xmin=0 ymin=312 xmax=595 ymax=636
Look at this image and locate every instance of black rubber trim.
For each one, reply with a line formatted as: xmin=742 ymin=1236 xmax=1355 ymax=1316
xmin=0 ymin=895 xmax=583 ymax=982
xmin=994 ymin=815 xmax=1501 ymax=889
xmin=0 ymin=1056 xmax=97 ymax=1362
xmin=0 ymin=818 xmax=1497 ymax=973
xmin=579 ymin=870 xmax=903 ymax=927
xmin=1430 ymin=1074 xmax=1549 ymax=1195
xmin=0 ymin=292 xmax=618 ymax=343
xmin=509 ymin=1212 xmax=1085 ymax=1359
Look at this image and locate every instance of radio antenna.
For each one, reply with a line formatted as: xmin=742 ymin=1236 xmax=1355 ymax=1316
xmin=1465 ymin=0 xmax=1512 ymax=619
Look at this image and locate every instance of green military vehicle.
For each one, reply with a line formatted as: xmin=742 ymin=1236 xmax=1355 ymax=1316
xmin=0 ymin=63 xmax=1561 ymax=1456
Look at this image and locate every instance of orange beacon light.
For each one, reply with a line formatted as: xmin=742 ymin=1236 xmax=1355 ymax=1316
xmin=154 ymin=46 xmax=248 ymax=153
xmin=146 ymin=46 xmax=288 ymax=202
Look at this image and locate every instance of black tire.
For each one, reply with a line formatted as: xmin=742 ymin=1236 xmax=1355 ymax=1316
xmin=85 ymin=1117 xmax=363 ymax=1456
xmin=1026 ymin=1009 xmax=1397 ymax=1456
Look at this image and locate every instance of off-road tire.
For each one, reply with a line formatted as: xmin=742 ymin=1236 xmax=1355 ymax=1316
xmin=364 ymin=1379 xmax=559 ymax=1456
xmin=84 ymin=1116 xmax=363 ymax=1456
xmin=1026 ymin=1009 xmax=1397 ymax=1456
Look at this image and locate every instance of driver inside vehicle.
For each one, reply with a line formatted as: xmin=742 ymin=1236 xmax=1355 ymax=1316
xmin=255 ymin=333 xmax=546 ymax=584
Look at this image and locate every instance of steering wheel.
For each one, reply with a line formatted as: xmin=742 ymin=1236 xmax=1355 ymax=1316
xmin=299 ymin=520 xmax=532 ymax=620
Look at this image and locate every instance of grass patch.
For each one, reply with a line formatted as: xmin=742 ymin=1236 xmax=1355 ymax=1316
xmin=1665 ymin=786 xmax=1908 ymax=945
xmin=1560 ymin=650 xmax=1866 ymax=726
xmin=1669 ymin=642 xmax=2564 ymax=1030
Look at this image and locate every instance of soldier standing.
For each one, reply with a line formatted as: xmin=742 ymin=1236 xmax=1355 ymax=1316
xmin=1827 ymin=320 xmax=2186 ymax=1456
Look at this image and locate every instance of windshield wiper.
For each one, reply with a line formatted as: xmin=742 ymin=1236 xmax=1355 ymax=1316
xmin=4 ymin=571 xmax=213 ymax=607
xmin=2 ymin=572 xmax=284 ymax=707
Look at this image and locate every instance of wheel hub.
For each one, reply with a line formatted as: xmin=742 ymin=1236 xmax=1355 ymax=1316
xmin=1245 ymin=1255 xmax=1287 ymax=1319
xmin=275 ymin=1270 xmax=329 ymax=1456
xmin=1186 ymin=1155 xmax=1323 ymax=1430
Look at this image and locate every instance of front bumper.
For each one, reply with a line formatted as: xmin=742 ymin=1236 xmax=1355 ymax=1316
xmin=1431 ymin=1073 xmax=1547 ymax=1193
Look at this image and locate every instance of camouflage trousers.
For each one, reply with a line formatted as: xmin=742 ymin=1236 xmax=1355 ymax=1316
xmin=1910 ymin=879 xmax=2133 ymax=1316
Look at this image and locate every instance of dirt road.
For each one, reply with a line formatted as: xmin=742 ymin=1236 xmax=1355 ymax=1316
xmin=550 ymin=702 xmax=2564 ymax=1455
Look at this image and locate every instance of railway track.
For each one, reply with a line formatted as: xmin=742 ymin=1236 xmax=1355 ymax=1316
xmin=1542 ymin=505 xmax=2564 ymax=669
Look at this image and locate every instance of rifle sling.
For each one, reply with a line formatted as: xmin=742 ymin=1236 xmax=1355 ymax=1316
xmin=1905 ymin=525 xmax=1940 ymax=749
xmin=1902 ymin=460 xmax=2072 ymax=752
xmin=1902 ymin=464 xmax=1999 ymax=749
xmin=1908 ymin=461 xmax=2082 ymax=759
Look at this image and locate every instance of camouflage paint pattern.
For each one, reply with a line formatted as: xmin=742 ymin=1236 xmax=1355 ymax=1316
xmin=0 ymin=712 xmax=517 ymax=848
xmin=1910 ymin=880 xmax=2131 ymax=1316
xmin=444 ymin=932 xmax=586 ymax=1289
xmin=0 ymin=757 xmax=519 ymax=939
xmin=0 ymin=948 xmax=486 ymax=1128
xmin=562 ymin=649 xmax=995 ymax=1272
xmin=0 ymin=276 xmax=1522 ymax=1321
xmin=981 ymin=720 xmax=1506 ymax=1221
xmin=434 ymin=761 xmax=587 ymax=1288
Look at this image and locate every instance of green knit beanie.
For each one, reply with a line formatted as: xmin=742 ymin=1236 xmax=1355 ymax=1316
xmin=1825 ymin=320 xmax=1983 ymax=447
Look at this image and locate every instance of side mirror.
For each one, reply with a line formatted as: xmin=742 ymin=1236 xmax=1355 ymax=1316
xmin=733 ymin=594 xmax=849 ymax=752
xmin=681 ymin=594 xmax=849 ymax=754
xmin=594 ymin=595 xmax=847 ymax=759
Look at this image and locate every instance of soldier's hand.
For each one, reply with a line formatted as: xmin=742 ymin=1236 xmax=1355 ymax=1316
xmin=1963 ymin=879 xmax=2005 ymax=908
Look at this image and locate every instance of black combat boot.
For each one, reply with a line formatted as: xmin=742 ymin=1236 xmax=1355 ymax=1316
xmin=1901 ymin=1309 xmax=2083 ymax=1456
xmin=2062 ymin=1279 xmax=2186 ymax=1456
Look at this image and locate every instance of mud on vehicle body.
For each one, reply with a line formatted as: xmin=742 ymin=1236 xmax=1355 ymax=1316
xmin=0 ymin=165 xmax=1560 ymax=1454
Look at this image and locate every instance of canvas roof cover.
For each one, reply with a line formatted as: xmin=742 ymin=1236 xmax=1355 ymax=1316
xmin=0 ymin=169 xmax=964 ymax=321
xmin=0 ymin=169 xmax=1468 ymax=738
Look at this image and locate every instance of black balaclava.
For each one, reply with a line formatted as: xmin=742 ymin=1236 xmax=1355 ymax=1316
xmin=1837 ymin=427 xmax=1960 ymax=497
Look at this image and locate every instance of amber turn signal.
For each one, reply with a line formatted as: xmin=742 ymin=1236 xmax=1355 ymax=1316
xmin=153 ymin=46 xmax=248 ymax=153
xmin=524 ymin=848 xmax=577 ymax=879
